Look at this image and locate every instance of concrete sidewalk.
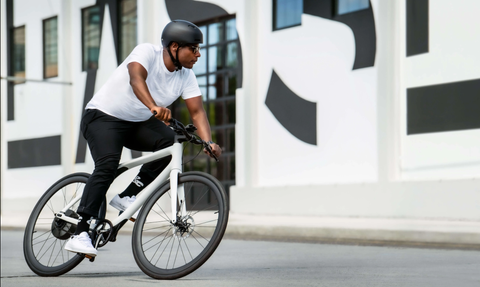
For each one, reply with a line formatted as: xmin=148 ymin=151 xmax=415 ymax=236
xmin=225 ymin=213 xmax=480 ymax=249
xmin=2 ymin=197 xmax=480 ymax=249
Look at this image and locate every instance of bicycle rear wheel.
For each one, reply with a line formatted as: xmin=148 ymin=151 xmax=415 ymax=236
xmin=132 ymin=171 xmax=229 ymax=280
xmin=23 ymin=172 xmax=103 ymax=276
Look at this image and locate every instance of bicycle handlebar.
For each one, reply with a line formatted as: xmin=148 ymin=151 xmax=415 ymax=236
xmin=167 ymin=118 xmax=219 ymax=162
xmin=151 ymin=112 xmax=218 ymax=161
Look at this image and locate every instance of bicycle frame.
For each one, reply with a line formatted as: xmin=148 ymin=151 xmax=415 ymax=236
xmin=56 ymin=140 xmax=186 ymax=228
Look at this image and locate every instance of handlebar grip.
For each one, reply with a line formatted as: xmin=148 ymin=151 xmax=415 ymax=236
xmin=204 ymin=143 xmax=219 ymax=162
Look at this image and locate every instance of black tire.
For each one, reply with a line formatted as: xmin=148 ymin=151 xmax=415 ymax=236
xmin=23 ymin=173 xmax=105 ymax=276
xmin=132 ymin=171 xmax=229 ymax=280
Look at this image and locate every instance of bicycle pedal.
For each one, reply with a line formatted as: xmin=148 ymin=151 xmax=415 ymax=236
xmin=85 ymin=254 xmax=95 ymax=262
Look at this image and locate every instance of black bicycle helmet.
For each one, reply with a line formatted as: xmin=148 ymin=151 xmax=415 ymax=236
xmin=161 ymin=20 xmax=203 ymax=71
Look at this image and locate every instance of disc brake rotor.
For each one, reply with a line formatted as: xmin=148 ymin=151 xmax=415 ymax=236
xmin=174 ymin=215 xmax=195 ymax=239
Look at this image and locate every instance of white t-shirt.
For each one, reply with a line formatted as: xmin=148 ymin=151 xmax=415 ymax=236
xmin=85 ymin=43 xmax=201 ymax=122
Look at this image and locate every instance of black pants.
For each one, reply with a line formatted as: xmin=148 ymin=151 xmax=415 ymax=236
xmin=77 ymin=109 xmax=175 ymax=216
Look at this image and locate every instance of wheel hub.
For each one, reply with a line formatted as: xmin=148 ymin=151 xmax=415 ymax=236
xmin=51 ymin=209 xmax=79 ymax=240
xmin=174 ymin=215 xmax=195 ymax=239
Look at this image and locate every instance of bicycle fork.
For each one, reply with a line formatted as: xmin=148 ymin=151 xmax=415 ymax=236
xmin=170 ymin=170 xmax=187 ymax=225
xmin=169 ymin=143 xmax=186 ymax=226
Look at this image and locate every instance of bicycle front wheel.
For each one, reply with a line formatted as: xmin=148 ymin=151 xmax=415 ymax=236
xmin=132 ymin=171 xmax=229 ymax=280
xmin=23 ymin=173 xmax=90 ymax=276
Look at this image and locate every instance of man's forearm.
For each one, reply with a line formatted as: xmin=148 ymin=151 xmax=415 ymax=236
xmin=191 ymin=110 xmax=212 ymax=142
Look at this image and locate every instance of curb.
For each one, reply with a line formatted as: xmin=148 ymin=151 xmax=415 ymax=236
xmin=224 ymin=225 xmax=480 ymax=250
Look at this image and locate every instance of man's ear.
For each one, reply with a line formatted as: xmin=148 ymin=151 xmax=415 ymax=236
xmin=169 ymin=42 xmax=179 ymax=53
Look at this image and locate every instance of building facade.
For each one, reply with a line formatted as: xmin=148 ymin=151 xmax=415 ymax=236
xmin=1 ymin=0 xmax=480 ymax=224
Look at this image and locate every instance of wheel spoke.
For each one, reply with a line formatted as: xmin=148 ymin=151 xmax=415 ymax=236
xmin=191 ymin=231 xmax=209 ymax=247
xmin=152 ymin=202 xmax=171 ymax=222
xmin=154 ymin=234 xmax=174 ymax=266
xmin=33 ymin=229 xmax=53 ymax=243
xmin=181 ymin=237 xmax=194 ymax=261
xmin=172 ymin=237 xmax=181 ymax=268
xmin=142 ymin=224 xmax=172 ymax=232
xmin=178 ymin=238 xmax=188 ymax=265
xmin=142 ymin=228 xmax=172 ymax=252
xmin=24 ymin=174 xmax=89 ymax=275
xmin=194 ymin=219 xmax=218 ymax=226
xmin=37 ymin=234 xmax=58 ymax=261
xmin=185 ymin=185 xmax=210 ymax=212
xmin=134 ymin=173 xmax=228 ymax=279
xmin=189 ymin=203 xmax=220 ymax=217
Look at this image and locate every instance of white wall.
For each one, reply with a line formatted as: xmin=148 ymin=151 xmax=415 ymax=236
xmin=257 ymin=1 xmax=378 ymax=186
xmin=400 ymin=0 xmax=480 ymax=180
xmin=230 ymin=0 xmax=480 ymax=221
xmin=2 ymin=0 xmax=479 ymax=222
xmin=1 ymin=0 xmax=8 ymax=205
xmin=5 ymin=0 xmax=65 ymax=199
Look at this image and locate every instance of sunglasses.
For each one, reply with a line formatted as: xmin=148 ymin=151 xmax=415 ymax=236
xmin=189 ymin=45 xmax=201 ymax=54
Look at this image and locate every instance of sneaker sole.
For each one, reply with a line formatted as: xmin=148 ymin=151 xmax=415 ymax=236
xmin=109 ymin=200 xmax=126 ymax=212
xmin=65 ymin=247 xmax=97 ymax=257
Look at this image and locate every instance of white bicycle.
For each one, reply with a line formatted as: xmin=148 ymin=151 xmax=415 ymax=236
xmin=23 ymin=119 xmax=229 ymax=280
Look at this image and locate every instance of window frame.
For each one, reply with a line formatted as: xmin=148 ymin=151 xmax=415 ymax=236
xmin=11 ymin=25 xmax=26 ymax=84
xmin=172 ymin=16 xmax=240 ymax=193
xmin=81 ymin=5 xmax=101 ymax=71
xmin=334 ymin=0 xmax=370 ymax=16
xmin=272 ymin=0 xmax=303 ymax=31
xmin=118 ymin=0 xmax=138 ymax=62
xmin=43 ymin=16 xmax=58 ymax=79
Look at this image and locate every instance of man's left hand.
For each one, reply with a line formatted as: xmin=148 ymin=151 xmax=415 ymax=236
xmin=205 ymin=142 xmax=222 ymax=159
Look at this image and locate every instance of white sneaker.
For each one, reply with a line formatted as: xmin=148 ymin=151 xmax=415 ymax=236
xmin=109 ymin=195 xmax=139 ymax=218
xmin=64 ymin=232 xmax=97 ymax=256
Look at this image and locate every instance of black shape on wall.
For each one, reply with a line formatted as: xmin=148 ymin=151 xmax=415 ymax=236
xmin=265 ymin=70 xmax=317 ymax=145
xmin=76 ymin=70 xmax=97 ymax=163
xmin=407 ymin=79 xmax=480 ymax=135
xmin=165 ymin=0 xmax=243 ymax=89
xmin=165 ymin=0 xmax=229 ymax=23
xmin=8 ymin=136 xmax=61 ymax=168
xmin=406 ymin=0 xmax=429 ymax=57
xmin=76 ymin=1 xmax=141 ymax=163
xmin=96 ymin=0 xmax=120 ymax=64
xmin=303 ymin=0 xmax=376 ymax=70
xmin=6 ymin=0 xmax=14 ymax=121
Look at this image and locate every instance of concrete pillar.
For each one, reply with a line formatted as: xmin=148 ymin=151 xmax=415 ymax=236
xmin=376 ymin=0 xmax=402 ymax=184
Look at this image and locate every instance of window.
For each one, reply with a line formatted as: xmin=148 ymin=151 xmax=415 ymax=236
xmin=273 ymin=0 xmax=303 ymax=31
xmin=119 ymin=0 xmax=137 ymax=62
xmin=43 ymin=16 xmax=58 ymax=78
xmin=172 ymin=17 xmax=240 ymax=193
xmin=336 ymin=0 xmax=370 ymax=15
xmin=82 ymin=6 xmax=101 ymax=70
xmin=12 ymin=25 xmax=26 ymax=84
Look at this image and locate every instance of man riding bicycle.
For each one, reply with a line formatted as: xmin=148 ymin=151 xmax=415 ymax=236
xmin=65 ymin=19 xmax=222 ymax=256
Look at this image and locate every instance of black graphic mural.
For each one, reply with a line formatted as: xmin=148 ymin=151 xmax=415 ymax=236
xmin=304 ymin=0 xmax=376 ymax=70
xmin=166 ymin=0 xmax=230 ymax=24
xmin=76 ymin=0 xmax=243 ymax=163
xmin=266 ymin=71 xmax=317 ymax=145
xmin=266 ymin=0 xmax=376 ymax=146
xmin=165 ymin=0 xmax=243 ymax=89
xmin=75 ymin=70 xmax=97 ymax=163
xmin=8 ymin=136 xmax=61 ymax=168
xmin=406 ymin=0 xmax=429 ymax=57
xmin=405 ymin=1 xmax=480 ymax=135
xmin=6 ymin=0 xmax=14 ymax=121
xmin=407 ymin=79 xmax=480 ymax=135
xmin=6 ymin=0 xmax=62 ymax=168
xmin=75 ymin=0 xmax=141 ymax=163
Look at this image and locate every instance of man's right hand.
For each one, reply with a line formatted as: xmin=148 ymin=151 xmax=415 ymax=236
xmin=151 ymin=106 xmax=171 ymax=122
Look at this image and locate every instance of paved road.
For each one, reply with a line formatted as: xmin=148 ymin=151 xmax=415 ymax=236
xmin=2 ymin=229 xmax=480 ymax=287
